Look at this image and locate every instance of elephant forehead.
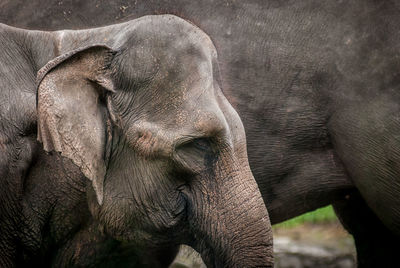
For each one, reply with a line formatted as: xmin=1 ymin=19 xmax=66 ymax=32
xmin=132 ymin=15 xmax=216 ymax=60
xmin=119 ymin=39 xmax=214 ymax=97
xmin=119 ymin=53 xmax=217 ymax=125
xmin=114 ymin=17 xmax=216 ymax=93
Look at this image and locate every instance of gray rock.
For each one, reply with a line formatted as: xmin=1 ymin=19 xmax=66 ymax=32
xmin=169 ymin=245 xmax=206 ymax=268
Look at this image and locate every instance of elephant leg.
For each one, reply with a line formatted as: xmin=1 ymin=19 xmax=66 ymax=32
xmin=333 ymin=190 xmax=400 ymax=268
xmin=0 ymin=136 xmax=37 ymax=267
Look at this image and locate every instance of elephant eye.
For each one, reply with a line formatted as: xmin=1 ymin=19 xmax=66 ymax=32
xmin=191 ymin=138 xmax=212 ymax=151
xmin=174 ymin=138 xmax=215 ymax=174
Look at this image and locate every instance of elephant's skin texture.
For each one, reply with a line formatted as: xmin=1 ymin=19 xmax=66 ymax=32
xmin=0 ymin=15 xmax=273 ymax=267
xmin=2 ymin=0 xmax=400 ymax=266
xmin=4 ymin=0 xmax=400 ymax=266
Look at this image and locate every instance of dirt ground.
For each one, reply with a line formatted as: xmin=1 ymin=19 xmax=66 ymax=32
xmin=273 ymin=222 xmax=356 ymax=268
xmin=273 ymin=222 xmax=355 ymax=253
xmin=170 ymin=221 xmax=356 ymax=268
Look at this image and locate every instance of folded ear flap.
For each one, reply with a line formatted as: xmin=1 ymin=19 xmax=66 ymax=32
xmin=37 ymin=45 xmax=116 ymax=205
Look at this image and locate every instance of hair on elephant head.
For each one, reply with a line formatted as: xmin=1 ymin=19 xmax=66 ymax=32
xmin=36 ymin=15 xmax=273 ymax=267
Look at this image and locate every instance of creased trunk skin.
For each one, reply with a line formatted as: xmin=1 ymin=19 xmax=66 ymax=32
xmin=187 ymin=152 xmax=273 ymax=268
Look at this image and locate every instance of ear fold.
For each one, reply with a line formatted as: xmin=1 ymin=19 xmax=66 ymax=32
xmin=37 ymin=45 xmax=116 ymax=205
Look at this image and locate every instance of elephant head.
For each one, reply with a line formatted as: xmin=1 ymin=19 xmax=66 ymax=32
xmin=36 ymin=15 xmax=273 ymax=267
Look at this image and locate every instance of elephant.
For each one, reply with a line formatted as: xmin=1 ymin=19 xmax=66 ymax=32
xmin=2 ymin=0 xmax=400 ymax=266
xmin=0 ymin=15 xmax=274 ymax=267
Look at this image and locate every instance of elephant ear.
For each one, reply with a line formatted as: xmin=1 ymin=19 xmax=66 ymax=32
xmin=36 ymin=45 xmax=116 ymax=205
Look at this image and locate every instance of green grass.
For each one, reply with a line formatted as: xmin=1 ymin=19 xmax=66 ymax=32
xmin=273 ymin=205 xmax=338 ymax=229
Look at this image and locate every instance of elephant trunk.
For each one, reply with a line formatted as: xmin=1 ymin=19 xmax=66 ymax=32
xmin=187 ymin=161 xmax=273 ymax=267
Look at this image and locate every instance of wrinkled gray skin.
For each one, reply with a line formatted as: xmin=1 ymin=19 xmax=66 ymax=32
xmin=0 ymin=15 xmax=273 ymax=267
xmin=2 ymin=0 xmax=400 ymax=266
